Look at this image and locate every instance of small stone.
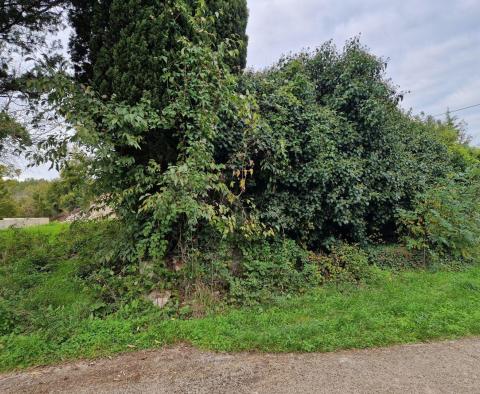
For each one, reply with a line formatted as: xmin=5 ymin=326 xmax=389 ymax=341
xmin=147 ymin=290 xmax=172 ymax=308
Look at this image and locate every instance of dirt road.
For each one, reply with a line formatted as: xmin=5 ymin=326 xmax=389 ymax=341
xmin=1 ymin=338 xmax=480 ymax=393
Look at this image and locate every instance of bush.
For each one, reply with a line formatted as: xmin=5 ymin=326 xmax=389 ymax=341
xmin=218 ymin=39 xmax=455 ymax=248
xmin=398 ymin=166 xmax=480 ymax=264
xmin=308 ymin=243 xmax=380 ymax=284
xmin=43 ymin=27 xmax=476 ymax=269
xmin=227 ymin=240 xmax=383 ymax=305
xmin=227 ymin=239 xmax=320 ymax=305
xmin=68 ymin=220 xmax=163 ymax=314
xmin=365 ymin=244 xmax=424 ymax=270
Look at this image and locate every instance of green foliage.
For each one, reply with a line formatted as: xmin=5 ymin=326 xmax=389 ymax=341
xmin=68 ymin=0 xmax=249 ymax=84
xmin=0 ymin=220 xmax=382 ymax=342
xmin=0 ymin=222 xmax=87 ymax=337
xmin=398 ymin=167 xmax=480 ymax=263
xmin=3 ymin=252 xmax=480 ymax=371
xmin=3 ymin=0 xmax=480 ymax=373
xmin=2 ymin=178 xmax=53 ymax=217
xmin=0 ymin=112 xmax=30 ymax=157
xmin=1 ymin=1 xmax=67 ymax=166
xmin=421 ymin=114 xmax=480 ymax=170
xmin=365 ymin=244 xmax=424 ymax=270
xmin=49 ymin=153 xmax=94 ymax=214
xmin=64 ymin=221 xmax=153 ymax=314
xmin=228 ymin=239 xmax=320 ymax=305
xmin=0 ymin=197 xmax=16 ymax=219
xmin=309 ymin=243 xmax=380 ymax=284
xmin=219 ymin=39 xmax=455 ymax=247
xmin=226 ymin=241 xmax=382 ymax=305
xmin=0 ymin=1 xmax=65 ymax=47
xmin=1 ymin=154 xmax=92 ymax=218
xmin=22 ymin=8 xmax=480 ymax=372
xmin=0 ymin=0 xmax=66 ymax=95
xmin=0 ymin=166 xmax=17 ymax=218
xmin=0 ymin=221 xmax=145 ymax=338
xmin=35 ymin=31 xmax=478 ymax=310
xmin=39 ymin=2 xmax=258 ymax=267
xmin=208 ymin=0 xmax=249 ymax=71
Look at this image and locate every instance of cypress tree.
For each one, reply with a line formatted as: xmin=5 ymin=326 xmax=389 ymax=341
xmin=49 ymin=0 xmax=255 ymax=261
xmin=209 ymin=0 xmax=249 ymax=70
xmin=67 ymin=0 xmax=249 ymax=171
xmin=68 ymin=0 xmax=249 ymax=85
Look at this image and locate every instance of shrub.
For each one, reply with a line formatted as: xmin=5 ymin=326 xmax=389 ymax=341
xmin=365 ymin=244 xmax=424 ymax=270
xmin=69 ymin=220 xmax=163 ymax=314
xmin=228 ymin=239 xmax=320 ymax=305
xmin=398 ymin=167 xmax=480 ymax=264
xmin=308 ymin=243 xmax=379 ymax=285
xmin=218 ymin=39 xmax=455 ymax=248
xmin=226 ymin=240 xmax=383 ymax=305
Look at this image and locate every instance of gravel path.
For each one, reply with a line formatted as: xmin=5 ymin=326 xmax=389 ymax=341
xmin=1 ymin=338 xmax=480 ymax=393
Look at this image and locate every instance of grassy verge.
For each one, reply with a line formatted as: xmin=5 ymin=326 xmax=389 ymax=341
xmin=2 ymin=264 xmax=480 ymax=371
xmin=0 ymin=222 xmax=68 ymax=238
xmin=1 ymin=224 xmax=480 ymax=371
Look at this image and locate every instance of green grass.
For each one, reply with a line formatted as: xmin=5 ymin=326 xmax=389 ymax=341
xmin=1 ymin=223 xmax=480 ymax=372
xmin=0 ymin=222 xmax=68 ymax=238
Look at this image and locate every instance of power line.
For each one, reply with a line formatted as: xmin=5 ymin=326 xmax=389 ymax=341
xmin=432 ymin=103 xmax=480 ymax=117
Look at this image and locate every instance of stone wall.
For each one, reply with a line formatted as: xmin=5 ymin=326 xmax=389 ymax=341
xmin=0 ymin=218 xmax=50 ymax=229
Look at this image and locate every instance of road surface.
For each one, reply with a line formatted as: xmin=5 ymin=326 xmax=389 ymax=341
xmin=1 ymin=338 xmax=480 ymax=393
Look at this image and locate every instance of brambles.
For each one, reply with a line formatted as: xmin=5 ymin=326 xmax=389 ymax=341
xmin=217 ymin=40 xmax=457 ymax=248
xmin=228 ymin=239 xmax=319 ymax=305
xmin=398 ymin=167 xmax=480 ymax=264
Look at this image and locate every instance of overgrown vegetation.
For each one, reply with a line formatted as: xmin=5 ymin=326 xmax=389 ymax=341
xmin=1 ymin=0 xmax=480 ymax=372
xmin=36 ymin=14 xmax=479 ymax=277
xmin=220 ymin=43 xmax=460 ymax=247
xmin=68 ymin=0 xmax=248 ymax=84
xmin=2 ymin=222 xmax=480 ymax=372
xmin=398 ymin=167 xmax=480 ymax=264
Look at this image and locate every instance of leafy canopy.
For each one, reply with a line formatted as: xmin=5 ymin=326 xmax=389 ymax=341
xmin=0 ymin=0 xmax=66 ymax=95
xmin=218 ymin=39 xmax=456 ymax=247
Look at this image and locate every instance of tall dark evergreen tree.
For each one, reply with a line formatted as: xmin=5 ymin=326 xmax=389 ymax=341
xmin=43 ymin=0 xmax=255 ymax=261
xmin=68 ymin=0 xmax=248 ymax=85
xmin=66 ymin=0 xmax=249 ymax=172
xmin=209 ymin=0 xmax=249 ymax=70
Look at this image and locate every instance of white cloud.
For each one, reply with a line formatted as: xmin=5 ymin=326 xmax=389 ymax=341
xmin=246 ymin=0 xmax=480 ymax=143
xmin=18 ymin=163 xmax=59 ymax=181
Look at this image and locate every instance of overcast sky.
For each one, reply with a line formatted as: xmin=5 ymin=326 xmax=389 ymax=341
xmin=21 ymin=0 xmax=480 ymax=179
xmin=247 ymin=0 xmax=480 ymax=133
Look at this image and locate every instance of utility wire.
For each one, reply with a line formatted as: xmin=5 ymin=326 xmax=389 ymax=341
xmin=432 ymin=103 xmax=480 ymax=117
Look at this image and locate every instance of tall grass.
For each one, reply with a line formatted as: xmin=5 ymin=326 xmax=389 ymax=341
xmin=1 ymin=223 xmax=480 ymax=371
